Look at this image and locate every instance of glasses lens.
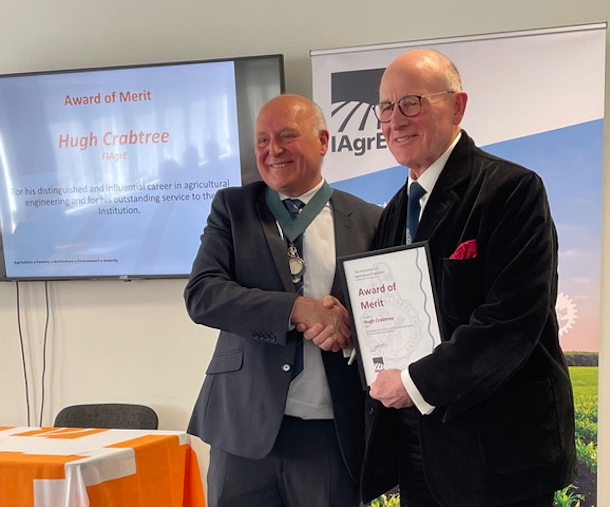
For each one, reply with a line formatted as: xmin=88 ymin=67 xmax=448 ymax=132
xmin=398 ymin=96 xmax=421 ymax=117
xmin=374 ymin=102 xmax=393 ymax=123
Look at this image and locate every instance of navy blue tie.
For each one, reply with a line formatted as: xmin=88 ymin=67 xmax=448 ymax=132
xmin=283 ymin=198 xmax=305 ymax=378
xmin=406 ymin=181 xmax=426 ymax=244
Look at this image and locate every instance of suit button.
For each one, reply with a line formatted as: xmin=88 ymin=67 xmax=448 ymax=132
xmin=368 ymin=407 xmax=375 ymax=415
xmin=282 ymin=363 xmax=292 ymax=372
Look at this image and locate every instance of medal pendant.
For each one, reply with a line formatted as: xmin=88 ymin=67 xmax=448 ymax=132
xmin=289 ymin=258 xmax=305 ymax=283
xmin=287 ymin=242 xmax=305 ymax=283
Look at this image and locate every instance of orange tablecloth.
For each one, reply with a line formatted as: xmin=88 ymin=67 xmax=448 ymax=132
xmin=0 ymin=426 xmax=206 ymax=507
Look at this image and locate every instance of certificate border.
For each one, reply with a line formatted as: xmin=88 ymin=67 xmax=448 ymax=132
xmin=338 ymin=241 xmax=442 ymax=390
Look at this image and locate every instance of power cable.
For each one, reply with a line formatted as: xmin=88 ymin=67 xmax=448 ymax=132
xmin=16 ymin=281 xmax=31 ymax=426
xmin=39 ymin=281 xmax=50 ymax=426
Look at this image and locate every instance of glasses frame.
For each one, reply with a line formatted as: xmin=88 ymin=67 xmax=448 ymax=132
xmin=373 ymin=90 xmax=455 ymax=123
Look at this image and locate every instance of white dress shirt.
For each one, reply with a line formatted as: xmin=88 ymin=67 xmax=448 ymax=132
xmin=402 ymin=132 xmax=461 ymax=415
xmin=278 ymin=179 xmax=335 ymax=419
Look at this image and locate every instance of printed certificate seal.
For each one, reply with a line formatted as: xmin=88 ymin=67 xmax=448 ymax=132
xmin=361 ymin=295 xmax=422 ymax=371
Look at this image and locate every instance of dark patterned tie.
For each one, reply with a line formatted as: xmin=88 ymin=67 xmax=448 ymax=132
xmin=406 ymin=181 xmax=426 ymax=244
xmin=283 ymin=198 xmax=305 ymax=378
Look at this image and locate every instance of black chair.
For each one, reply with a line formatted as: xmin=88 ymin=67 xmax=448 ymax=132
xmin=54 ymin=403 xmax=159 ymax=430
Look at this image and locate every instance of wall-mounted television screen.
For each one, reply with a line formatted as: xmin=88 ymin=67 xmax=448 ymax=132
xmin=0 ymin=54 xmax=285 ymax=281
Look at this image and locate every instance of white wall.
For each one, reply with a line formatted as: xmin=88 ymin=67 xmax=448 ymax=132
xmin=1 ymin=0 xmax=609 ymax=502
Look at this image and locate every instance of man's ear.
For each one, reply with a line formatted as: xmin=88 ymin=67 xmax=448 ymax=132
xmin=453 ymin=91 xmax=468 ymax=125
xmin=319 ymin=129 xmax=330 ymax=155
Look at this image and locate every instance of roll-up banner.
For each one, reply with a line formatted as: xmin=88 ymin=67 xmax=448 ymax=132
xmin=312 ymin=22 xmax=606 ymax=505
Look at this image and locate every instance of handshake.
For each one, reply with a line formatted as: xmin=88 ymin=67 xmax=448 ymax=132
xmin=290 ymin=295 xmax=352 ymax=353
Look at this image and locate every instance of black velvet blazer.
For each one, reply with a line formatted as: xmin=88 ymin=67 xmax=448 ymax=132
xmin=361 ymin=131 xmax=576 ymax=506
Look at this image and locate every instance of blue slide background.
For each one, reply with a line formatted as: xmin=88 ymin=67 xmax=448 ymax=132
xmin=0 ymin=60 xmax=242 ymax=278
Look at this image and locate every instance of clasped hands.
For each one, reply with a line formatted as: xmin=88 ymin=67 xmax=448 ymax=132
xmin=290 ymin=294 xmax=414 ymax=409
xmin=291 ymin=295 xmax=351 ymax=352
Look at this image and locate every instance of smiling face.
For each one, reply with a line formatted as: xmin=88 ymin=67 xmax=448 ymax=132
xmin=254 ymin=95 xmax=329 ymax=197
xmin=379 ymin=49 xmax=467 ymax=178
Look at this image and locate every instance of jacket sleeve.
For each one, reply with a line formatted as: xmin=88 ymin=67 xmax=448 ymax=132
xmin=184 ymin=188 xmax=298 ymax=345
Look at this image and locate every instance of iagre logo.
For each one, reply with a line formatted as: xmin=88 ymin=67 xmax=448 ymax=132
xmin=329 ymin=69 xmax=387 ymax=157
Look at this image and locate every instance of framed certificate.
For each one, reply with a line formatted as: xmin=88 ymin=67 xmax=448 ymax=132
xmin=339 ymin=242 xmax=442 ymax=388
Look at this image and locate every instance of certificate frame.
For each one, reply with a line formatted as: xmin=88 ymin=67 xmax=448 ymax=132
xmin=339 ymin=242 xmax=442 ymax=389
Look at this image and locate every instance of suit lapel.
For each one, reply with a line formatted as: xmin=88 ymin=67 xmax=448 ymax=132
xmin=255 ymin=191 xmax=295 ymax=293
xmin=329 ymin=193 xmax=354 ymax=297
xmin=417 ymin=132 xmax=472 ymax=242
xmin=254 ymin=188 xmax=358 ymax=297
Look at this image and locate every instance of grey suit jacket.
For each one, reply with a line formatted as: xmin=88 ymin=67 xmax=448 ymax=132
xmin=185 ymin=180 xmax=381 ymax=482
xmin=361 ymin=131 xmax=576 ymax=506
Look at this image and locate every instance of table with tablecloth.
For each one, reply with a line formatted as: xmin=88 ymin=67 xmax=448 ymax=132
xmin=0 ymin=426 xmax=206 ymax=507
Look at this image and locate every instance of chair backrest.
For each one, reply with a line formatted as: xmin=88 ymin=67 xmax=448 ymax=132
xmin=54 ymin=403 xmax=159 ymax=430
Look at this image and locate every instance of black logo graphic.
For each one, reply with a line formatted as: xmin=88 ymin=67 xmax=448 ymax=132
xmin=331 ymin=69 xmax=384 ymax=132
xmin=373 ymin=356 xmax=385 ymax=372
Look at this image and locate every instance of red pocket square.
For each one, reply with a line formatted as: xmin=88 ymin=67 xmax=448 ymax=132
xmin=449 ymin=239 xmax=478 ymax=260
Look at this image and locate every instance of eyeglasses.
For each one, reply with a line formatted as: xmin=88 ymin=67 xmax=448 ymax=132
xmin=373 ymin=91 xmax=455 ymax=123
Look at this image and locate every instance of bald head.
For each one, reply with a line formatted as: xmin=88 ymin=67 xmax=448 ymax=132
xmin=383 ymin=49 xmax=462 ymax=95
xmin=258 ymin=94 xmax=327 ymax=132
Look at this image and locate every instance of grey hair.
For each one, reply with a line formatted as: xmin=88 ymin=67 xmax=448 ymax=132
xmin=444 ymin=57 xmax=462 ymax=91
xmin=429 ymin=49 xmax=463 ymax=91
xmin=310 ymin=100 xmax=328 ymax=131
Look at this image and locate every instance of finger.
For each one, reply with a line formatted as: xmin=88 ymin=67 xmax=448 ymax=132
xmin=317 ymin=334 xmax=340 ymax=352
xmin=336 ymin=303 xmax=349 ymax=319
xmin=311 ymin=325 xmax=336 ymax=346
xmin=333 ymin=333 xmax=349 ymax=350
xmin=369 ymin=384 xmax=378 ymax=400
xmin=303 ymin=323 xmax=325 ymax=341
xmin=338 ymin=322 xmax=352 ymax=341
xmin=312 ymin=327 xmax=348 ymax=352
xmin=321 ymin=295 xmax=337 ymax=309
xmin=342 ymin=334 xmax=353 ymax=348
xmin=319 ymin=332 xmax=348 ymax=352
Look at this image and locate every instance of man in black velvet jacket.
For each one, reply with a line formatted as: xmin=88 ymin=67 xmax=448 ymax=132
xmin=359 ymin=48 xmax=576 ymax=507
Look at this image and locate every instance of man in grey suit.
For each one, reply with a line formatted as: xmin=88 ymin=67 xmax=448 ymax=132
xmin=185 ymin=94 xmax=381 ymax=507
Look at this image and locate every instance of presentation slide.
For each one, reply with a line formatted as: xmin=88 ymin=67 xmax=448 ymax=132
xmin=0 ymin=60 xmax=242 ymax=279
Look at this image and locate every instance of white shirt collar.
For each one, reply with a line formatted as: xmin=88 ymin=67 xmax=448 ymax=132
xmin=278 ymin=178 xmax=325 ymax=205
xmin=408 ymin=131 xmax=461 ymax=196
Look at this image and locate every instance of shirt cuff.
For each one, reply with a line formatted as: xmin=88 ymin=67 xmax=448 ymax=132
xmin=401 ymin=367 xmax=435 ymax=415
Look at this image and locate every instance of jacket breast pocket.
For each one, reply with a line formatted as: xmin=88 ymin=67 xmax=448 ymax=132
xmin=438 ymin=257 xmax=484 ymax=325
xmin=205 ymin=349 xmax=243 ymax=374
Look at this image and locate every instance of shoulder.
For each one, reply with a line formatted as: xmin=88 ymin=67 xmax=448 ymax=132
xmin=212 ymin=181 xmax=267 ymax=206
xmin=457 ymin=131 xmax=546 ymax=194
xmin=474 ymin=148 xmax=546 ymax=196
xmin=331 ymin=188 xmax=383 ymax=218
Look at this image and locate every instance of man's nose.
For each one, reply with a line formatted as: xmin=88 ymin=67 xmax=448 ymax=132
xmin=268 ymin=138 xmax=284 ymax=155
xmin=389 ymin=104 xmax=409 ymax=127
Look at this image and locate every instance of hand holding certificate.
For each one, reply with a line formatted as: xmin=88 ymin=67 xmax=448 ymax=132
xmin=339 ymin=242 xmax=442 ymax=388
